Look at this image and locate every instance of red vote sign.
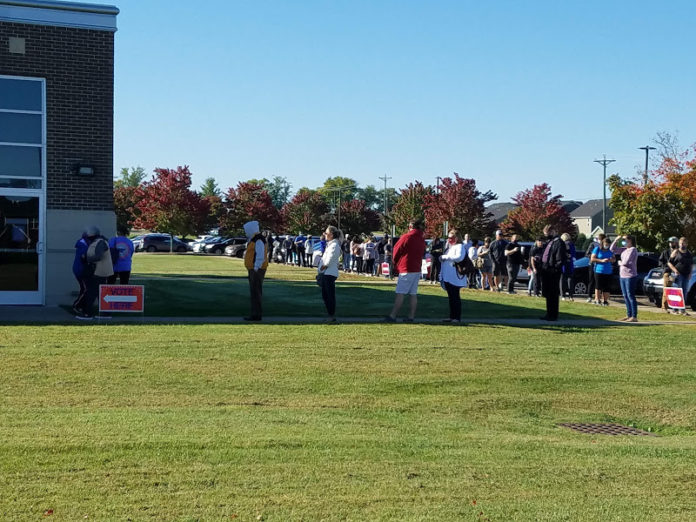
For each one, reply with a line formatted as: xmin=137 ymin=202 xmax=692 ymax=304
xmin=664 ymin=287 xmax=685 ymax=309
xmin=99 ymin=285 xmax=145 ymax=313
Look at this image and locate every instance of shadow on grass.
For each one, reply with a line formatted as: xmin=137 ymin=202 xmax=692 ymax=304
xmin=133 ymin=276 xmax=633 ymax=329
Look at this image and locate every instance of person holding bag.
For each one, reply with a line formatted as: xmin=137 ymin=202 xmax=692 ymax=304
xmin=317 ymin=225 xmax=343 ymax=323
xmin=439 ymin=228 xmax=468 ymax=324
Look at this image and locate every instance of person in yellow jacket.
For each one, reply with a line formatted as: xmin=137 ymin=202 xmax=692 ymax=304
xmin=243 ymin=220 xmax=268 ymax=321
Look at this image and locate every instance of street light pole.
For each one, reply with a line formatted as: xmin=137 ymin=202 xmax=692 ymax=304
xmin=378 ymin=174 xmax=392 ymax=216
xmin=593 ymin=155 xmax=615 ymax=234
xmin=639 ymin=145 xmax=656 ymax=184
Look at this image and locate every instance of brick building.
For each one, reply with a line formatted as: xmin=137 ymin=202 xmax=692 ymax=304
xmin=0 ymin=0 xmax=118 ymax=305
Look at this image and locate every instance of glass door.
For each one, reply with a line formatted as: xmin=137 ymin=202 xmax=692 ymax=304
xmin=0 ymin=192 xmax=44 ymax=304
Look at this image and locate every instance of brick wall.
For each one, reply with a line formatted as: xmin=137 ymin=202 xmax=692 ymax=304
xmin=0 ymin=21 xmax=114 ymax=211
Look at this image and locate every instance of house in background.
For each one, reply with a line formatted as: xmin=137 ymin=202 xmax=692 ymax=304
xmin=570 ymin=199 xmax=615 ymax=237
xmin=487 ymin=200 xmax=583 ymax=226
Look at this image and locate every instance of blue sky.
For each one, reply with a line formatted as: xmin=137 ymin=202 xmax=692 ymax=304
xmin=112 ymin=0 xmax=696 ymax=202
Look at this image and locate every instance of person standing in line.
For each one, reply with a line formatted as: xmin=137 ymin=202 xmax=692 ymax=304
xmin=504 ymin=233 xmax=523 ymax=294
xmin=375 ymin=235 xmax=386 ymax=276
xmin=384 ymin=220 xmax=426 ymax=323
xmin=591 ymin=236 xmax=614 ymax=306
xmin=467 ymin=239 xmax=479 ymax=289
xmin=528 ymin=237 xmax=544 ymax=297
xmin=243 ymin=220 xmax=268 ymax=321
xmin=489 ymin=230 xmax=508 ymax=291
xmin=584 ymin=233 xmax=606 ymax=302
xmin=351 ymin=236 xmax=363 ymax=274
xmin=341 ymin=234 xmax=352 ymax=272
xmin=560 ymin=233 xmax=576 ymax=301
xmin=74 ymin=225 xmax=114 ymax=319
xmin=384 ymin=236 xmax=394 ymax=279
xmin=304 ymin=235 xmax=313 ymax=267
xmin=72 ymin=230 xmax=89 ymax=314
xmin=539 ymin=224 xmax=567 ymax=321
xmin=659 ymin=236 xmax=679 ymax=311
xmin=107 ymin=226 xmax=135 ymax=284
xmin=294 ymin=233 xmax=306 ymax=267
xmin=428 ymin=235 xmax=444 ymax=285
xmin=317 ymin=225 xmax=342 ymax=322
xmin=364 ymin=236 xmax=376 ymax=276
xmin=439 ymin=228 xmax=468 ymax=323
xmin=668 ymin=237 xmax=693 ymax=316
xmin=477 ymin=237 xmax=494 ymax=291
xmin=610 ymin=234 xmax=639 ymax=322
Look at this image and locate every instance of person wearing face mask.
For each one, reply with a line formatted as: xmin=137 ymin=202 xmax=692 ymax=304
xmin=668 ymin=237 xmax=693 ymax=315
xmin=539 ymin=224 xmax=567 ymax=321
xmin=610 ymin=234 xmax=639 ymax=322
xmin=439 ymin=228 xmax=468 ymax=323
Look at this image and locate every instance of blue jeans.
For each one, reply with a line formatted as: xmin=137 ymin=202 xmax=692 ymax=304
xmin=674 ymin=274 xmax=690 ymax=295
xmin=620 ymin=276 xmax=638 ymax=318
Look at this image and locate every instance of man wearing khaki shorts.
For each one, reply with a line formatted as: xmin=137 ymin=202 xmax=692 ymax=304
xmin=384 ymin=220 xmax=427 ymax=323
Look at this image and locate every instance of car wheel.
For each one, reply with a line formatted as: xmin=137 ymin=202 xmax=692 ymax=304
xmin=213 ymin=247 xmax=223 ymax=255
xmin=176 ymin=246 xmax=186 ymax=253
xmin=146 ymin=245 xmax=156 ymax=253
xmin=236 ymin=250 xmax=244 ymax=258
xmin=573 ymin=280 xmax=587 ymax=296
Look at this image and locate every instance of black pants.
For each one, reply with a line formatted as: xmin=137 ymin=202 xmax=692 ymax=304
xmin=444 ymin=282 xmax=462 ymax=320
xmin=507 ymin=263 xmax=520 ymax=292
xmin=561 ymin=273 xmax=574 ymax=298
xmin=107 ymin=271 xmax=131 ymax=284
xmin=365 ymin=259 xmax=375 ymax=275
xmin=430 ymin=259 xmax=441 ymax=282
xmin=247 ymin=269 xmax=266 ymax=319
xmin=587 ymin=263 xmax=596 ymax=297
xmin=75 ymin=275 xmax=107 ymax=315
xmin=355 ymin=257 xmax=363 ymax=274
xmin=541 ymin=270 xmax=561 ymax=320
xmin=296 ymin=247 xmax=305 ymax=266
xmin=320 ymin=274 xmax=337 ymax=316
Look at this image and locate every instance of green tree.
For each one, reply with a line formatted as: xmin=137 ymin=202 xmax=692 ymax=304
xmin=389 ymin=182 xmax=434 ymax=234
xmin=318 ymin=177 xmax=359 ymax=210
xmin=199 ymin=177 xmax=221 ymax=197
xmin=114 ymin=166 xmax=146 ymax=189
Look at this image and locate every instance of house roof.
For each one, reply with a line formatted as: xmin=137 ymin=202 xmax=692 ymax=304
xmin=487 ymin=200 xmax=584 ymax=224
xmin=570 ymin=199 xmax=612 ymax=218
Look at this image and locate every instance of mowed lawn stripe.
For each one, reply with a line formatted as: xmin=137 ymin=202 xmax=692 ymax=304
xmin=1 ymin=324 xmax=694 ymax=520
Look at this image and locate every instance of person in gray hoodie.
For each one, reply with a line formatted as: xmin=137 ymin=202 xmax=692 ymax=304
xmin=243 ymin=220 xmax=268 ymax=321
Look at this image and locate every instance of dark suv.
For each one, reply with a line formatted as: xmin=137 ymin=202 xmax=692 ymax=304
xmin=138 ymin=233 xmax=190 ymax=253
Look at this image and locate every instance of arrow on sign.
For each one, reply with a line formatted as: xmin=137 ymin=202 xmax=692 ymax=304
xmin=104 ymin=295 xmax=137 ymax=303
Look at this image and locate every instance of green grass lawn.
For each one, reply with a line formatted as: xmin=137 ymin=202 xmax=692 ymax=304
xmin=0 ymin=324 xmax=694 ymax=520
xmin=129 ymin=253 xmax=689 ymax=322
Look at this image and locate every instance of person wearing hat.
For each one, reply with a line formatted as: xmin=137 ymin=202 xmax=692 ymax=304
xmin=658 ymin=236 xmax=679 ymax=311
xmin=74 ymin=225 xmax=114 ymax=319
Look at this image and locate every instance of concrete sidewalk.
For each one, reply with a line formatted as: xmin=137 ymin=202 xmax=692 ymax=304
xmin=0 ymin=306 xmax=693 ymax=326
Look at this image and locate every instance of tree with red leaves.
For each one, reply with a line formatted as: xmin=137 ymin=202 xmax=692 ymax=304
xmin=332 ymin=199 xmax=381 ymax=237
xmin=501 ymin=183 xmax=576 ymax=240
xmin=281 ymin=191 xmax=329 ymax=235
xmin=132 ymin=166 xmax=210 ymax=238
xmin=423 ymin=174 xmax=496 ymax=238
xmin=113 ymin=185 xmax=140 ymax=232
xmin=390 ymin=182 xmax=434 ymax=234
xmin=220 ymin=182 xmax=282 ymax=234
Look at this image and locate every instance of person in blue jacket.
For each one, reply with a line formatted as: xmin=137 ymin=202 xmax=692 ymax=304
xmin=108 ymin=226 xmax=135 ymax=284
xmin=72 ymin=231 xmax=89 ymax=313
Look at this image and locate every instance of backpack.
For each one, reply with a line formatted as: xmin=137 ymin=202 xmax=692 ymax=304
xmin=455 ymin=252 xmax=474 ymax=276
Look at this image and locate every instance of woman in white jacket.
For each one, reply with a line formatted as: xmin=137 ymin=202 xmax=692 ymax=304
xmin=439 ymin=228 xmax=468 ymax=323
xmin=318 ymin=225 xmax=343 ymax=322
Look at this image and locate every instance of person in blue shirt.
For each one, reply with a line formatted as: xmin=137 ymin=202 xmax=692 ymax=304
xmin=72 ymin=231 xmax=89 ymax=313
xmin=108 ymin=226 xmax=135 ymax=284
xmin=590 ymin=237 xmax=614 ymax=306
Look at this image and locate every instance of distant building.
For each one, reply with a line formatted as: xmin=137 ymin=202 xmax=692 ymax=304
xmin=487 ymin=200 xmax=583 ymax=225
xmin=570 ymin=199 xmax=615 ymax=237
xmin=0 ymin=0 xmax=119 ymax=306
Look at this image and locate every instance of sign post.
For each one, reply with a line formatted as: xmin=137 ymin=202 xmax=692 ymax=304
xmin=99 ymin=285 xmax=145 ymax=313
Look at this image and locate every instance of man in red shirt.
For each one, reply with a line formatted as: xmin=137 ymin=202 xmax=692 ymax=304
xmin=384 ymin=220 xmax=427 ymax=322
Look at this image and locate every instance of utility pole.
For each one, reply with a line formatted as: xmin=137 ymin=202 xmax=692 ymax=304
xmin=378 ymin=174 xmax=392 ymax=215
xmin=639 ymin=145 xmax=656 ymax=184
xmin=325 ymin=185 xmax=356 ymax=230
xmin=593 ymin=155 xmax=615 ymax=234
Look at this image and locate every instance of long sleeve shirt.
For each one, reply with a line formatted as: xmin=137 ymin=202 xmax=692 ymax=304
xmin=610 ymin=238 xmax=637 ymax=278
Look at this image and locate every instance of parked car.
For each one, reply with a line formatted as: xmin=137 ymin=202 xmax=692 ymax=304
xmin=131 ymin=234 xmax=145 ymax=251
xmin=571 ymin=253 xmax=658 ymax=296
xmin=192 ymin=235 xmax=224 ymax=253
xmin=222 ymin=237 xmax=249 ymax=257
xmin=201 ymin=236 xmax=236 ymax=255
xmin=643 ymin=263 xmax=696 ymax=310
xmin=138 ymin=233 xmax=190 ymax=253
